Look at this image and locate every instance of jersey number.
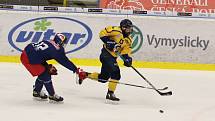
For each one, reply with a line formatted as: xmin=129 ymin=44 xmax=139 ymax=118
xmin=32 ymin=42 xmax=48 ymax=51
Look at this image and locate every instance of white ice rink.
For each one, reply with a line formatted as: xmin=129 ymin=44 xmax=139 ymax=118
xmin=0 ymin=62 xmax=215 ymax=121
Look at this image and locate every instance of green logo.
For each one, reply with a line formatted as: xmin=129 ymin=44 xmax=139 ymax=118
xmin=34 ymin=19 xmax=52 ymax=31
xmin=131 ymin=25 xmax=143 ymax=54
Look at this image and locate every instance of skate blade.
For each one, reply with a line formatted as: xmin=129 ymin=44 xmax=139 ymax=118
xmin=49 ymin=100 xmax=64 ymax=104
xmin=105 ymin=99 xmax=119 ymax=105
xmin=33 ymin=97 xmax=48 ymax=101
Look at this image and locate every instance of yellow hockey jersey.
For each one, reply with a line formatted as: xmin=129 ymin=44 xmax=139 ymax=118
xmin=99 ymin=26 xmax=132 ymax=57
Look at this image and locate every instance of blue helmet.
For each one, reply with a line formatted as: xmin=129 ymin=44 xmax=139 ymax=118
xmin=53 ymin=33 xmax=67 ymax=46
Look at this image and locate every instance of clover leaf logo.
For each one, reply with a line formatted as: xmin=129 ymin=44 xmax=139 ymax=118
xmin=34 ymin=19 xmax=51 ymax=31
xmin=131 ymin=25 xmax=143 ymax=54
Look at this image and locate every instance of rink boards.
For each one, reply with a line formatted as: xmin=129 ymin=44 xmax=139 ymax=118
xmin=0 ymin=10 xmax=215 ymax=71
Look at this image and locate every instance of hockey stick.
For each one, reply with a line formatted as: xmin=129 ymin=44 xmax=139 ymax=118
xmin=77 ymin=75 xmax=167 ymax=90
xmin=131 ymin=66 xmax=172 ymax=96
xmin=108 ymin=80 xmax=168 ymax=91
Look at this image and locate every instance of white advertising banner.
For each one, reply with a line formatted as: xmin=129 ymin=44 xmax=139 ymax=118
xmin=0 ymin=10 xmax=215 ymax=64
xmin=130 ymin=16 xmax=215 ymax=64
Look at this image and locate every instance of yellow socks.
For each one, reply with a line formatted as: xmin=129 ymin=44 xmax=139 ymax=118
xmin=108 ymin=79 xmax=119 ymax=92
xmin=87 ymin=73 xmax=119 ymax=92
xmin=87 ymin=72 xmax=99 ymax=81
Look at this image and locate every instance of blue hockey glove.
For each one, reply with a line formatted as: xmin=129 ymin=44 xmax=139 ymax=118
xmin=122 ymin=54 xmax=132 ymax=67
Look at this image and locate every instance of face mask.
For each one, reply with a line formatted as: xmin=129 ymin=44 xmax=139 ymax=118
xmin=122 ymin=26 xmax=133 ymax=36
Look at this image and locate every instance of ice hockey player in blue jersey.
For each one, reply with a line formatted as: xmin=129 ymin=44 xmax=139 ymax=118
xmin=20 ymin=33 xmax=87 ymax=102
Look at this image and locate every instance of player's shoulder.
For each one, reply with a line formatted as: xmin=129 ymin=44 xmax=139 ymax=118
xmin=40 ymin=40 xmax=51 ymax=46
xmin=105 ymin=26 xmax=122 ymax=33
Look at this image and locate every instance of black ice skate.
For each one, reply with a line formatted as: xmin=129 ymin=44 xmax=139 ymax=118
xmin=106 ymin=90 xmax=120 ymax=101
xmin=33 ymin=91 xmax=48 ymax=100
xmin=49 ymin=94 xmax=64 ymax=102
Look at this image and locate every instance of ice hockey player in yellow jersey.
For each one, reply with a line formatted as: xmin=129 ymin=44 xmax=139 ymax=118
xmin=80 ymin=19 xmax=133 ymax=101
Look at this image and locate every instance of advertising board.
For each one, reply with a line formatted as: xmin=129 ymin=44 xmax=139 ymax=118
xmin=0 ymin=10 xmax=215 ymax=66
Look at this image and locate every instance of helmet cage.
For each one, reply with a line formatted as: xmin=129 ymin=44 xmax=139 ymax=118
xmin=54 ymin=33 xmax=67 ymax=46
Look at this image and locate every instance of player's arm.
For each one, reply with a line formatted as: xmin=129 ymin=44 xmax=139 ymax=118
xmin=53 ymin=50 xmax=78 ymax=73
xmin=54 ymin=51 xmax=87 ymax=81
xmin=121 ymin=37 xmax=133 ymax=67
xmin=99 ymin=26 xmax=112 ymax=42
xmin=55 ymin=54 xmax=78 ymax=73
xmin=99 ymin=26 xmax=121 ymax=51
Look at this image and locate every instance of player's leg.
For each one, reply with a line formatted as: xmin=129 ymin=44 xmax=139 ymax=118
xmin=32 ymin=78 xmax=47 ymax=99
xmin=20 ymin=51 xmax=47 ymax=99
xmin=98 ymin=63 xmax=111 ymax=82
xmin=106 ymin=59 xmax=121 ymax=101
xmin=87 ymin=72 xmax=100 ymax=80
xmin=88 ymin=57 xmax=120 ymax=101
xmin=87 ymin=63 xmax=110 ymax=82
xmin=84 ymin=51 xmax=110 ymax=83
xmin=99 ymin=51 xmax=121 ymax=101
xmin=38 ymin=70 xmax=63 ymax=102
xmin=87 ymin=50 xmax=111 ymax=82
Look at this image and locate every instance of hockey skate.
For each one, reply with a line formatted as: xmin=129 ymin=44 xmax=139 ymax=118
xmin=33 ymin=91 xmax=48 ymax=101
xmin=106 ymin=90 xmax=120 ymax=101
xmin=49 ymin=94 xmax=64 ymax=103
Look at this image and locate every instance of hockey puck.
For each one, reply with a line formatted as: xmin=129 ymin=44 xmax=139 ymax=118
xmin=159 ymin=110 xmax=164 ymax=113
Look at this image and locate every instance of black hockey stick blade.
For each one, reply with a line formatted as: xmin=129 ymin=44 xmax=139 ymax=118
xmin=159 ymin=91 xmax=172 ymax=96
xmin=130 ymin=66 xmax=172 ymax=96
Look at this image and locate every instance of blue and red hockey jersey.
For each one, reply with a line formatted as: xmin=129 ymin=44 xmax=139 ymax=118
xmin=24 ymin=40 xmax=77 ymax=73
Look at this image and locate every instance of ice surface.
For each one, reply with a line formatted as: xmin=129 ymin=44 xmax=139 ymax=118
xmin=0 ymin=63 xmax=215 ymax=121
